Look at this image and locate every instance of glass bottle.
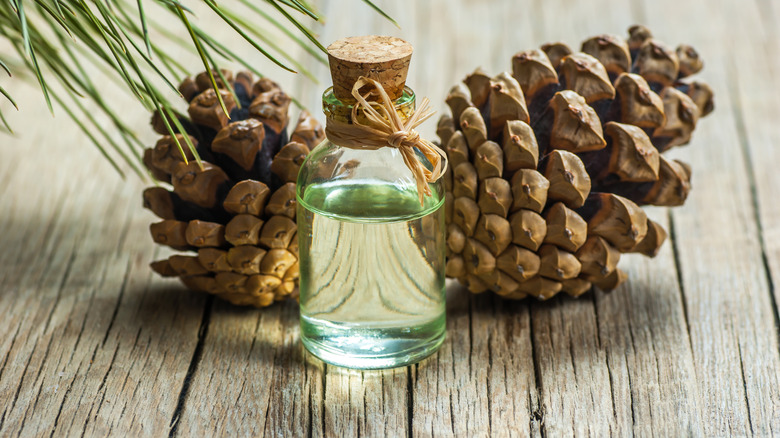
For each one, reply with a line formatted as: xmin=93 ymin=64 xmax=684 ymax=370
xmin=296 ymin=36 xmax=446 ymax=369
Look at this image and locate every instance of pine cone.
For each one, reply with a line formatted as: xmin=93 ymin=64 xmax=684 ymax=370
xmin=143 ymin=71 xmax=325 ymax=308
xmin=440 ymin=26 xmax=713 ymax=300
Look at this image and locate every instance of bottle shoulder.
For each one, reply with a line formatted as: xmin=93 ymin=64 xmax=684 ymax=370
xmin=297 ymin=139 xmax=444 ymax=222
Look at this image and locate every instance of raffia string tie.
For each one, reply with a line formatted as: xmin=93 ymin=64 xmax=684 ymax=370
xmin=325 ymin=77 xmax=448 ymax=205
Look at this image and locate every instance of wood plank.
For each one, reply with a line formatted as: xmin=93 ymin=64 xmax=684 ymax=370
xmin=56 ymin=213 xmax=206 ymax=437
xmin=409 ymin=1 xmax=538 ymax=435
xmin=410 ymin=289 xmax=493 ymax=437
xmin=411 ymin=290 xmax=538 ymax=436
xmin=174 ymin=299 xmax=323 ymax=437
xmin=480 ymin=297 xmax=540 ymax=436
xmin=0 ymin=129 xmax=91 ymax=434
xmin=530 ymin=297 xmax=619 ymax=436
xmin=722 ymin=0 xmax=780 ymax=434
xmin=323 ymin=367 xmax=409 ymax=436
xmin=0 ymin=136 xmax=206 ymax=436
xmin=524 ymin=2 xmax=621 ymax=435
xmin=0 ymin=30 xmax=209 ymax=434
xmin=593 ymin=210 xmax=703 ymax=436
xmin=639 ymin=0 xmax=780 ymax=434
xmin=536 ymin=2 xmax=705 ymax=436
xmin=260 ymin=302 xmax=325 ymax=437
xmin=514 ymin=1 xmax=698 ymax=436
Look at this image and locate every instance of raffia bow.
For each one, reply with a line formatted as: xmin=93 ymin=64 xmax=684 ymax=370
xmin=324 ymin=77 xmax=448 ymax=205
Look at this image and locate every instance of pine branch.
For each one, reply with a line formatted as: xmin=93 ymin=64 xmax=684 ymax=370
xmin=0 ymin=0 xmax=396 ymax=176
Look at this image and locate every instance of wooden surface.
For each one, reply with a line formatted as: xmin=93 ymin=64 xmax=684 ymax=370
xmin=1 ymin=0 xmax=779 ymax=435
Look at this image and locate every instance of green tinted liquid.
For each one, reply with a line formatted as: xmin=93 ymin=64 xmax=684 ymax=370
xmin=297 ymin=181 xmax=446 ymax=369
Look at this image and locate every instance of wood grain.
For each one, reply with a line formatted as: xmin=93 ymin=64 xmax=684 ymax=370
xmin=0 ymin=0 xmax=779 ymax=436
xmin=173 ymin=300 xmax=323 ymax=437
xmin=0 ymin=109 xmax=206 ymax=437
xmin=593 ymin=210 xmax=703 ymax=436
xmin=640 ymin=0 xmax=780 ymax=434
xmin=723 ymin=0 xmax=780 ymax=433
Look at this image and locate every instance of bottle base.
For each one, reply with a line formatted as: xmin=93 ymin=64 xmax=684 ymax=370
xmin=300 ymin=315 xmax=446 ymax=370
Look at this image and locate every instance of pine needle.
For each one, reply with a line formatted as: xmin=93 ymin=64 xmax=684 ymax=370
xmin=220 ymin=7 xmax=317 ymax=81
xmin=136 ymin=0 xmax=152 ymax=56
xmin=113 ymin=18 xmax=181 ymax=96
xmin=241 ymin=1 xmax=326 ymax=65
xmin=164 ymin=105 xmax=202 ymax=169
xmin=14 ymin=0 xmax=31 ymax=57
xmin=33 ymin=1 xmax=73 ymax=38
xmin=0 ymin=108 xmax=13 ymax=134
xmin=267 ymin=0 xmax=327 ymax=53
xmin=176 ymin=3 xmax=230 ymax=119
xmin=197 ymin=32 xmax=264 ymax=79
xmin=275 ymin=0 xmax=318 ymax=20
xmin=0 ymin=58 xmax=11 ymax=76
xmin=28 ymin=47 xmax=53 ymax=112
xmin=203 ymin=0 xmax=296 ymax=73
xmin=77 ymin=0 xmax=143 ymax=100
xmin=0 ymin=86 xmax=18 ymax=109
xmin=52 ymin=0 xmax=67 ymax=20
xmin=360 ymin=0 xmax=400 ymax=29
xmin=63 ymin=87 xmax=145 ymax=179
xmin=197 ymin=43 xmax=239 ymax=108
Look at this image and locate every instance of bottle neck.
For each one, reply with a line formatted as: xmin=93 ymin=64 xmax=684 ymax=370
xmin=322 ymin=86 xmax=416 ymax=124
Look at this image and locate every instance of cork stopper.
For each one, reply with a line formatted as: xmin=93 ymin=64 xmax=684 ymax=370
xmin=327 ymin=35 xmax=413 ymax=103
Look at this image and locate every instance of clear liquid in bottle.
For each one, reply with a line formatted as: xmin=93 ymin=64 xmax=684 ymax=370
xmin=297 ymin=179 xmax=446 ymax=369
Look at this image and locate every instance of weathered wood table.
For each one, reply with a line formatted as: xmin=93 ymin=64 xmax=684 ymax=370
xmin=2 ymin=0 xmax=779 ymax=435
